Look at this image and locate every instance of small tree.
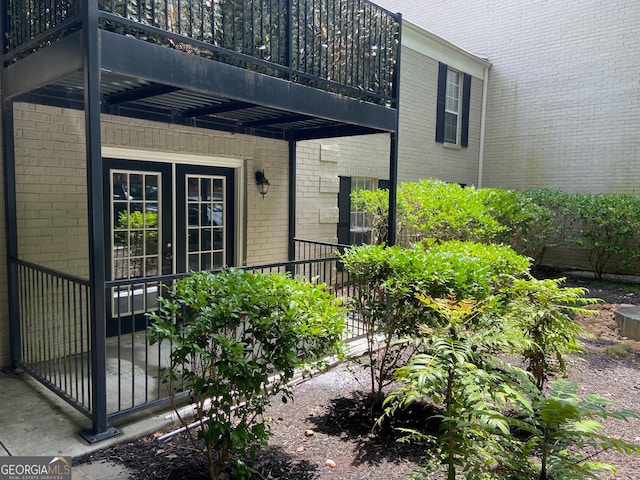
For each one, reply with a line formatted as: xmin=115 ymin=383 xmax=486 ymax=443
xmin=507 ymin=277 xmax=599 ymax=389
xmin=149 ymin=269 xmax=345 ymax=480
xmin=519 ymin=379 xmax=640 ymax=480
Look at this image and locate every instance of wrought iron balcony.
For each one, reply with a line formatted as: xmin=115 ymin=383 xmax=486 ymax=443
xmin=3 ymin=0 xmax=400 ymax=107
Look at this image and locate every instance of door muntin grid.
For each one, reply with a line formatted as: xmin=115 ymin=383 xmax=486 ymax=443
xmin=111 ymin=170 xmax=162 ymax=316
xmin=186 ymin=174 xmax=226 ymax=271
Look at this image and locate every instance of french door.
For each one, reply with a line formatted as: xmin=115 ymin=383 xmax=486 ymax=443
xmin=104 ymin=159 xmax=235 ymax=335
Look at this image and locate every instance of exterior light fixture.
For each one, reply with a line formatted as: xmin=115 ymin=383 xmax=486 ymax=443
xmin=255 ymin=170 xmax=270 ymax=198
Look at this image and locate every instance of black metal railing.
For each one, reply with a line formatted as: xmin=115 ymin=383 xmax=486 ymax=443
xmin=2 ymin=1 xmax=82 ymax=60
xmin=3 ymin=0 xmax=400 ymax=106
xmin=13 ymin=247 xmax=363 ymax=420
xmin=15 ymin=259 xmax=93 ymax=416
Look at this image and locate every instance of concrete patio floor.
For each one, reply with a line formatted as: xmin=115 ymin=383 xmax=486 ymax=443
xmin=0 ymin=369 xmax=180 ymax=479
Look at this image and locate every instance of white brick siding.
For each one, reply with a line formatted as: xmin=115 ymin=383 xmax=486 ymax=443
xmin=376 ymin=0 xmax=640 ymax=194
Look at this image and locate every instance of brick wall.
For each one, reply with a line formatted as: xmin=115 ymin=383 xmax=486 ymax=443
xmin=376 ymin=0 xmax=640 ymax=193
xmin=100 ymin=113 xmax=290 ymax=265
xmin=0 ymin=103 xmax=292 ymax=367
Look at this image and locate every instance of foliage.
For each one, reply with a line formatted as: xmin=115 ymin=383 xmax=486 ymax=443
xmin=569 ymin=192 xmax=640 ymax=279
xmin=351 ymin=187 xmax=390 ymax=245
xmin=382 ymin=291 xmax=639 ymax=479
xmin=339 ymin=242 xmax=531 ymax=401
xmin=382 ymin=294 xmax=535 ymax=480
xmin=353 ymin=181 xmax=640 ymax=276
xmin=517 ymin=379 xmax=640 ymax=480
xmin=116 ymin=210 xmax=158 ymax=255
xmin=148 ymin=269 xmax=345 ymax=480
xmin=524 ymin=188 xmax=575 ymax=259
xmin=478 ymin=188 xmax=556 ymax=264
xmin=339 ymin=244 xmax=430 ymax=401
xmin=398 ymin=179 xmax=504 ymax=246
xmin=507 ymin=277 xmax=599 ymax=389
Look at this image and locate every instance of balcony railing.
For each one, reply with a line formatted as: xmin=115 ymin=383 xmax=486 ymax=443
xmin=3 ymin=0 xmax=400 ymax=106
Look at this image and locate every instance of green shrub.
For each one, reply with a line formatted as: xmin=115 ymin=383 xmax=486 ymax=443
xmin=148 ymin=269 xmax=345 ymax=480
xmin=478 ymin=188 xmax=556 ymax=264
xmin=398 ymin=179 xmax=504 ymax=245
xmin=517 ymin=379 xmax=640 ymax=480
xmin=570 ymin=192 xmax=640 ymax=279
xmin=507 ymin=277 xmax=598 ymax=389
xmin=339 ymin=242 xmax=531 ymax=401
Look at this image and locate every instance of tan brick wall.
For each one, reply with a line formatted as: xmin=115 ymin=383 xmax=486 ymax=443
xmin=100 ymin=113 xmax=290 ymax=265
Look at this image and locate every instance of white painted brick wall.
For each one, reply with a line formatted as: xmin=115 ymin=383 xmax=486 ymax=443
xmin=377 ymin=0 xmax=640 ymax=194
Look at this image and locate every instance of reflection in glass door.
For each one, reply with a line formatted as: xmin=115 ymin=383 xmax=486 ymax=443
xmin=105 ymin=160 xmax=235 ymax=336
xmin=111 ymin=171 xmax=161 ymax=280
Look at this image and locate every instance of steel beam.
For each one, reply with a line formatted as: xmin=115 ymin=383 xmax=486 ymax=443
xmin=99 ymin=30 xmax=397 ymax=134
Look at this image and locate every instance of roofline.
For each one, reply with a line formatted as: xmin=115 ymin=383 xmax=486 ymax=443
xmin=402 ymin=19 xmax=491 ymax=79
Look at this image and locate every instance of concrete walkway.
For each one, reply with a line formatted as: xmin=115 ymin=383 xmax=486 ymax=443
xmin=0 ymin=338 xmax=370 ymax=480
xmin=0 ymin=370 xmax=181 ymax=479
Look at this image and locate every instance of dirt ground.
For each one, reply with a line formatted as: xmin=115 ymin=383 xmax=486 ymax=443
xmin=74 ymin=275 xmax=640 ymax=479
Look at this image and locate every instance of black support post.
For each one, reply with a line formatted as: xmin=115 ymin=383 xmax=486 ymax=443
xmin=80 ymin=0 xmax=118 ymax=443
xmin=288 ymin=138 xmax=297 ymax=261
xmin=2 ymin=100 xmax=20 ymax=372
xmin=387 ymin=14 xmax=402 ymax=247
xmin=1 ymin=0 xmax=20 ymax=372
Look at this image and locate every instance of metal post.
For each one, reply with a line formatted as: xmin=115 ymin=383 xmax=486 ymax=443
xmin=286 ymin=0 xmax=293 ymax=80
xmin=80 ymin=0 xmax=118 ymax=443
xmin=0 ymin=0 xmax=21 ymax=373
xmin=387 ymin=13 xmax=402 ymax=247
xmin=288 ymin=137 xmax=297 ymax=262
xmin=2 ymin=99 xmax=21 ymax=372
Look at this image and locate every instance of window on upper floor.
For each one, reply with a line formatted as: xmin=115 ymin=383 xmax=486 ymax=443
xmin=436 ymin=63 xmax=472 ymax=147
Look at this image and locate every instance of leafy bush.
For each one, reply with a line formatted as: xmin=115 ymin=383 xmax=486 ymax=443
xmin=398 ymin=179 xmax=504 ymax=246
xmin=517 ymin=379 xmax=640 ymax=480
xmin=382 ymin=291 xmax=636 ymax=479
xmin=339 ymin=242 xmax=531 ymax=401
xmin=569 ymin=192 xmax=640 ymax=279
xmin=478 ymin=188 xmax=556 ymax=264
xmin=507 ymin=277 xmax=598 ymax=389
xmin=148 ymin=269 xmax=346 ymax=480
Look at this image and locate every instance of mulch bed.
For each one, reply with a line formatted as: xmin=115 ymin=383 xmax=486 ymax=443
xmin=74 ymin=274 xmax=640 ymax=479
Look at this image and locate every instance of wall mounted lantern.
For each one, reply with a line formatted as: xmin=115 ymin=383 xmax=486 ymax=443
xmin=255 ymin=170 xmax=270 ymax=198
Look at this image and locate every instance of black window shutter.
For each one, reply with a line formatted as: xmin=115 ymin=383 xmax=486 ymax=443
xmin=337 ymin=176 xmax=352 ymax=245
xmin=377 ymin=179 xmax=390 ymax=190
xmin=435 ymin=62 xmax=448 ymax=143
xmin=461 ymin=73 xmax=472 ymax=148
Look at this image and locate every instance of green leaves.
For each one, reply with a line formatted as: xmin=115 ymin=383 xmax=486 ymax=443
xmin=148 ymin=269 xmax=345 ymax=480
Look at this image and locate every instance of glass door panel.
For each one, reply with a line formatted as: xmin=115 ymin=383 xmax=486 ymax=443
xmin=177 ymin=165 xmax=234 ymax=273
xmin=111 ymin=171 xmax=161 ymax=280
xmin=186 ymin=174 xmax=226 ymax=271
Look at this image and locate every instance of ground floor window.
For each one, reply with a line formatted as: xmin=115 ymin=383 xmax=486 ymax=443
xmin=338 ymin=176 xmax=388 ymax=245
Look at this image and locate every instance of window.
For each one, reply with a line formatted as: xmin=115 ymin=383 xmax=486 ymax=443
xmin=436 ymin=62 xmax=472 ymax=147
xmin=444 ymin=69 xmax=460 ymax=143
xmin=349 ymin=178 xmax=374 ymax=245
xmin=338 ymin=177 xmax=388 ymax=245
